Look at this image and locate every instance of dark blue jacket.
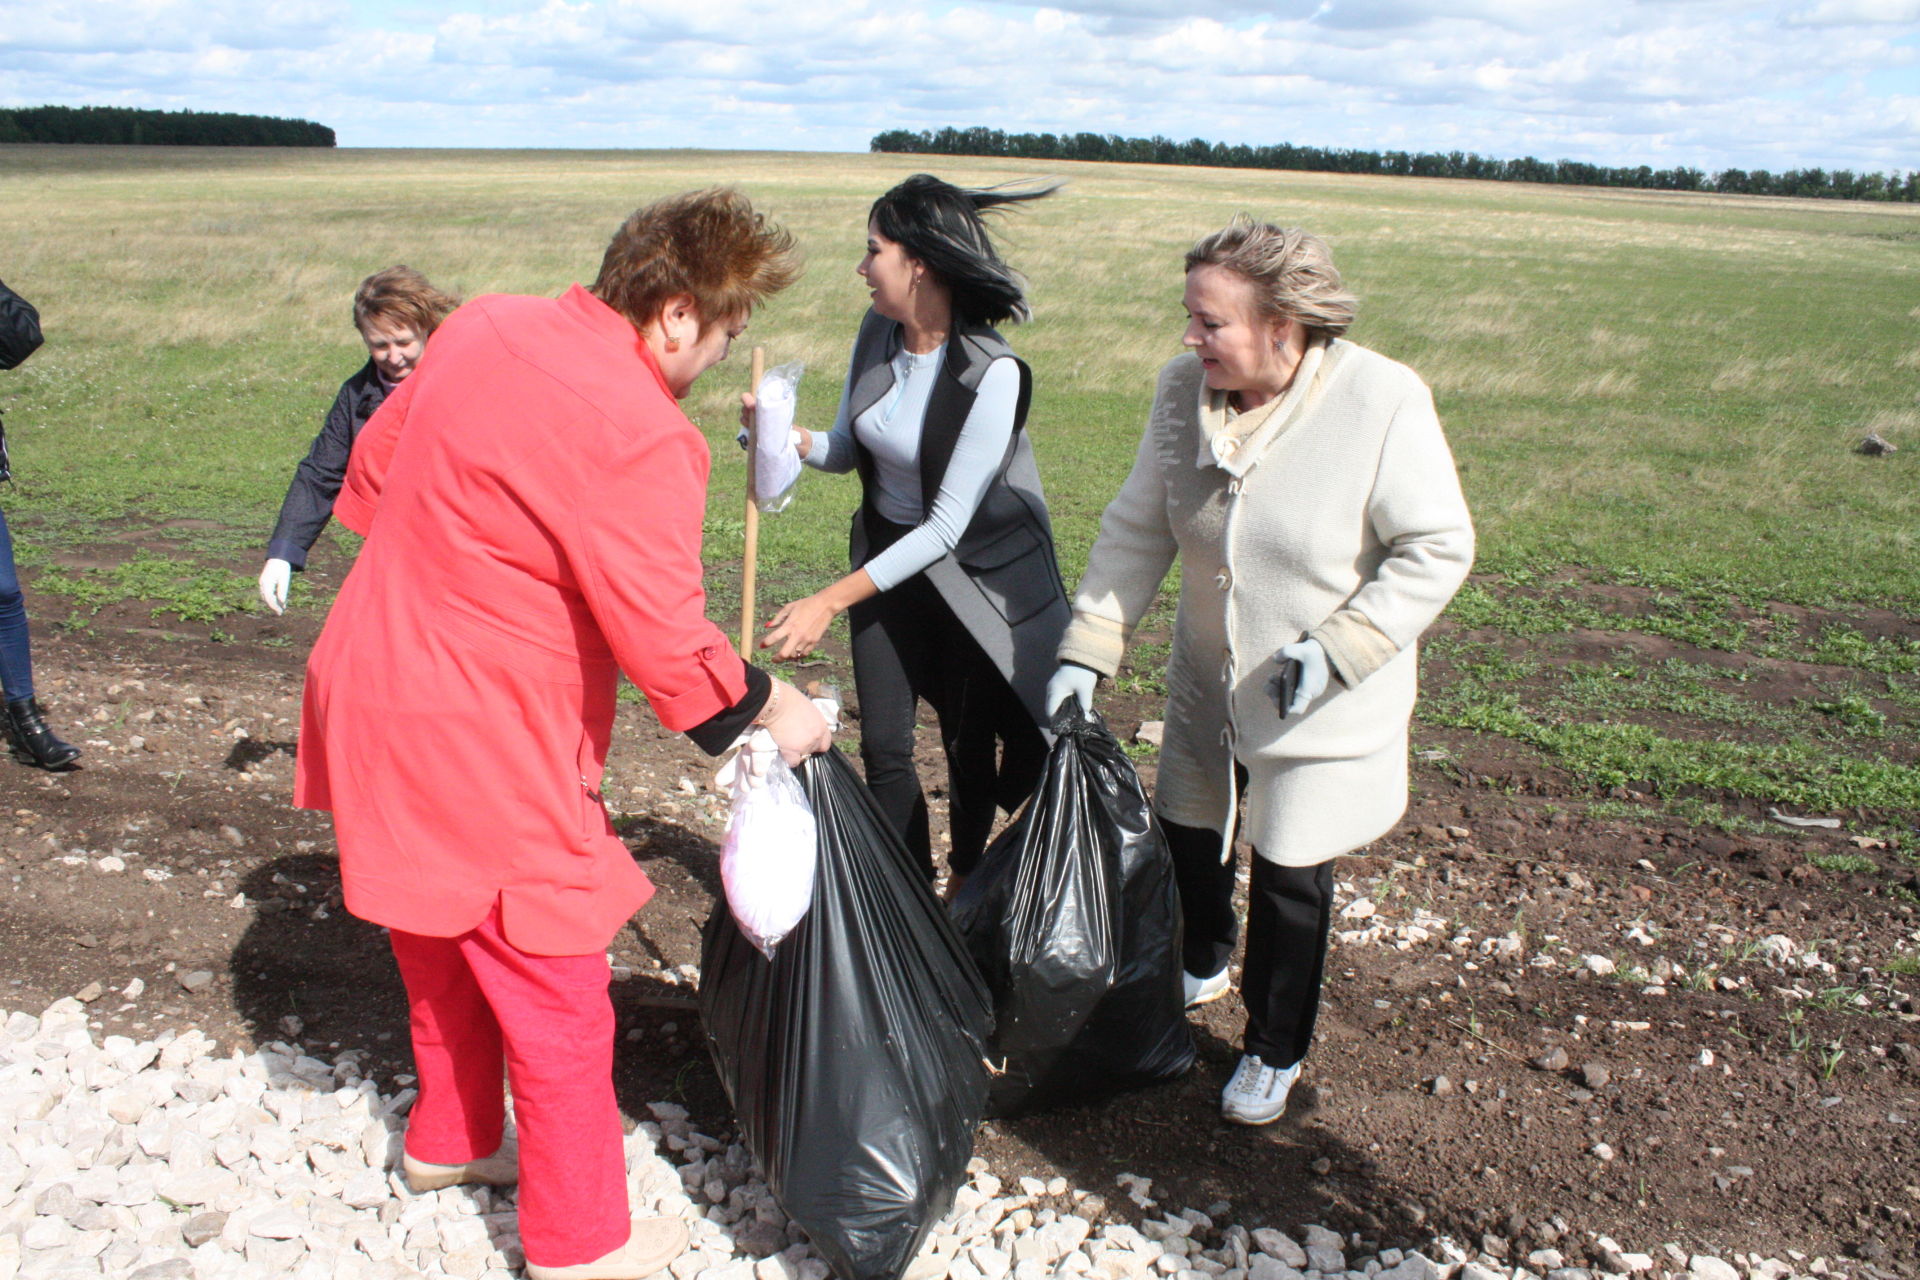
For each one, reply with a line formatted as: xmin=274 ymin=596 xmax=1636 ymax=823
xmin=266 ymin=361 xmax=388 ymax=568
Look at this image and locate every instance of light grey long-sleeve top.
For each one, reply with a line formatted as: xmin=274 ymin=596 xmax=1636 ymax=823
xmin=804 ymin=340 xmax=1020 ymax=593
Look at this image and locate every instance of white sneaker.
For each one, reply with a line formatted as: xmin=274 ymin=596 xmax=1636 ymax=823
xmin=1182 ymin=966 xmax=1231 ymax=1008
xmin=1220 ymin=1053 xmax=1300 ymax=1125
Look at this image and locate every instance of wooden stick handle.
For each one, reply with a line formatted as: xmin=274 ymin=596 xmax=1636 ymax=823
xmin=739 ymin=346 xmax=765 ymax=659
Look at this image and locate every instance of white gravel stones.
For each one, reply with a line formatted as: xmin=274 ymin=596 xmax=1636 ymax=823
xmin=1251 ymin=1229 xmax=1308 ymax=1268
xmin=1689 ymin=1257 xmax=1741 ymax=1280
xmin=0 ymin=1000 xmax=1855 ymax=1280
xmin=1377 ymin=1254 xmax=1445 ymax=1280
xmin=1247 ymin=1256 xmax=1303 ymax=1280
xmin=1299 ymin=1224 xmax=1345 ymax=1274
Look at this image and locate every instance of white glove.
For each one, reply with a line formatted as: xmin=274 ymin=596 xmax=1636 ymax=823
xmin=1045 ymin=663 xmax=1098 ymax=716
xmin=1273 ymin=637 xmax=1330 ymax=717
xmin=258 ymin=559 xmax=292 ymax=615
xmin=750 ymin=362 xmax=804 ymax=512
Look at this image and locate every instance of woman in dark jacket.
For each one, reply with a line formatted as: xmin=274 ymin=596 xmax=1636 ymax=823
xmin=756 ymin=174 xmax=1068 ymax=893
xmin=0 ymin=276 xmax=80 ymax=771
xmin=258 ymin=265 xmax=458 ymax=613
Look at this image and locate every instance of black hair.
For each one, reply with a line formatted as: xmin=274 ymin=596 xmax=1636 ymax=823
xmin=868 ymin=173 xmax=1060 ymax=327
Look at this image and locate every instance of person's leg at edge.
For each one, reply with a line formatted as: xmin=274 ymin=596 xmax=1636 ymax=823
xmin=1239 ymin=855 xmax=1336 ymax=1070
xmin=387 ymin=926 xmax=509 ymax=1167
xmin=0 ymin=507 xmax=78 ymax=770
xmin=1160 ymin=816 xmax=1240 ymax=983
xmin=461 ymin=908 xmax=629 ymax=1268
xmin=849 ymin=580 xmax=936 ymax=878
xmin=0 ymin=508 xmax=34 ymax=702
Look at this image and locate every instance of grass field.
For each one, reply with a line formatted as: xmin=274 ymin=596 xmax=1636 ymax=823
xmin=2 ymin=145 xmax=1916 ymax=832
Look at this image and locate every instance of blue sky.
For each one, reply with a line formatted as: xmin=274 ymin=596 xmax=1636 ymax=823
xmin=3 ymin=0 xmax=1916 ymax=172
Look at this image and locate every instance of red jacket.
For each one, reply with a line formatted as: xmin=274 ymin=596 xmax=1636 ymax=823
xmin=295 ymin=285 xmax=749 ymax=955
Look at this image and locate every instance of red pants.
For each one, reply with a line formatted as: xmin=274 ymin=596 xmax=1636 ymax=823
xmin=388 ymin=906 xmax=629 ymax=1266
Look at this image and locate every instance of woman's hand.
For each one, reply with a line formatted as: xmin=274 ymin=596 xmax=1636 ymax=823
xmin=760 ymin=571 xmax=877 ymax=660
xmin=738 ymin=391 xmax=810 ymax=460
xmin=760 ymin=593 xmax=839 ymax=660
xmin=758 ymin=677 xmax=833 ymax=765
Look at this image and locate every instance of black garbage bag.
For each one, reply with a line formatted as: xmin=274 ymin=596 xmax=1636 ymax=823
xmin=700 ymin=747 xmax=994 ymax=1280
xmin=950 ymin=706 xmax=1194 ymax=1117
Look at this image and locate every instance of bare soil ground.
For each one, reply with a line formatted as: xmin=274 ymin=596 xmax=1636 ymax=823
xmin=3 ymin=565 xmax=1916 ymax=1278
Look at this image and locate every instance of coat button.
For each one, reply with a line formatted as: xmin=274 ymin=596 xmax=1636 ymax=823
xmin=700 ymin=645 xmax=718 ymax=660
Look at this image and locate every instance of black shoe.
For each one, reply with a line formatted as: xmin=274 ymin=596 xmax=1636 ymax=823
xmin=5 ymin=697 xmax=81 ymax=770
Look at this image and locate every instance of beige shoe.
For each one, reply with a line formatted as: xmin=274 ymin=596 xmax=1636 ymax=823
xmin=526 ymin=1217 xmax=690 ymax=1280
xmin=402 ymin=1142 xmax=519 ymax=1193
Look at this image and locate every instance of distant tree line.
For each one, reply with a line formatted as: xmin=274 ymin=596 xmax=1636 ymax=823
xmin=872 ymin=126 xmax=1918 ymax=203
xmin=0 ymin=106 xmax=335 ymax=147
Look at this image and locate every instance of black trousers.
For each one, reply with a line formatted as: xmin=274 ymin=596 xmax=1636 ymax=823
xmin=1162 ymin=813 xmax=1334 ymax=1069
xmin=848 ymin=566 xmax=1045 ymax=880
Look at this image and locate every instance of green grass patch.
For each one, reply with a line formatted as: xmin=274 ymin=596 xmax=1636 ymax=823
xmin=1805 ymin=690 xmax=1890 ymax=738
xmin=1113 ymin=639 xmax=1173 ymax=698
xmin=1806 ymin=852 xmax=1878 ymax=875
xmin=31 ymin=554 xmax=257 ymax=625
xmin=1802 ymin=624 xmax=1920 ymax=676
xmin=1422 ymin=678 xmax=1920 ymax=814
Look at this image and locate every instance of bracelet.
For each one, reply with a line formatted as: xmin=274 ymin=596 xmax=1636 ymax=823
xmin=752 ymin=680 xmax=781 ymax=728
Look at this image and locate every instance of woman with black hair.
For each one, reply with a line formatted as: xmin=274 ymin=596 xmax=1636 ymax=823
xmin=756 ymin=173 xmax=1068 ymax=893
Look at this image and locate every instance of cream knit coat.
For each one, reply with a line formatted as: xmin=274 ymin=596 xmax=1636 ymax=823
xmin=1057 ymin=342 xmax=1473 ymax=865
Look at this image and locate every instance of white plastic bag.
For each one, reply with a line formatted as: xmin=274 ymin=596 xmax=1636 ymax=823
xmin=716 ymin=727 xmax=818 ymax=958
xmin=750 ymin=361 xmax=804 ymax=513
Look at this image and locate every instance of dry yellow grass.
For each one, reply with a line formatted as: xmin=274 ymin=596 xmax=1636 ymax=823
xmin=3 ymin=144 xmax=1916 ymax=603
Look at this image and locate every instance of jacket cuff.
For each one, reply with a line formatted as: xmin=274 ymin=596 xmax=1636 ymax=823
xmin=1056 ymin=613 xmax=1130 ymax=679
xmin=265 ymin=539 xmax=308 ymax=571
xmin=1309 ymin=609 xmax=1401 ymax=688
xmin=650 ymin=642 xmax=753 ymax=733
xmin=684 ymin=664 xmax=771 ymax=756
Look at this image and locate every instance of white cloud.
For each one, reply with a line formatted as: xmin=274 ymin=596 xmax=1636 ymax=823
xmin=1788 ymin=0 xmax=1920 ymax=24
xmin=2 ymin=0 xmax=1916 ymax=173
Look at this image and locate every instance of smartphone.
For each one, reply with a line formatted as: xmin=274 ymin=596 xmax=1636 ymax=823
xmin=1274 ymin=656 xmax=1302 ymax=718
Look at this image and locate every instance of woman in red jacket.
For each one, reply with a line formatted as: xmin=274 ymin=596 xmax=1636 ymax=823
xmin=296 ymin=189 xmax=830 ymax=1280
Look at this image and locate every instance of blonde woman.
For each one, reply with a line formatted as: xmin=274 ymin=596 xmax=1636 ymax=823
xmin=1047 ymin=219 xmax=1473 ymax=1125
xmin=259 ymin=265 xmax=459 ymax=614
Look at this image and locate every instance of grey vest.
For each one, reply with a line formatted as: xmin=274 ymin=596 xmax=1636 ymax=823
xmin=844 ymin=308 xmax=1069 ymax=726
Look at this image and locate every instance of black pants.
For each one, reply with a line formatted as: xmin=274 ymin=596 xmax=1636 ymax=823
xmin=848 ymin=566 xmax=1045 ymax=880
xmin=1162 ymin=813 xmax=1334 ymax=1070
